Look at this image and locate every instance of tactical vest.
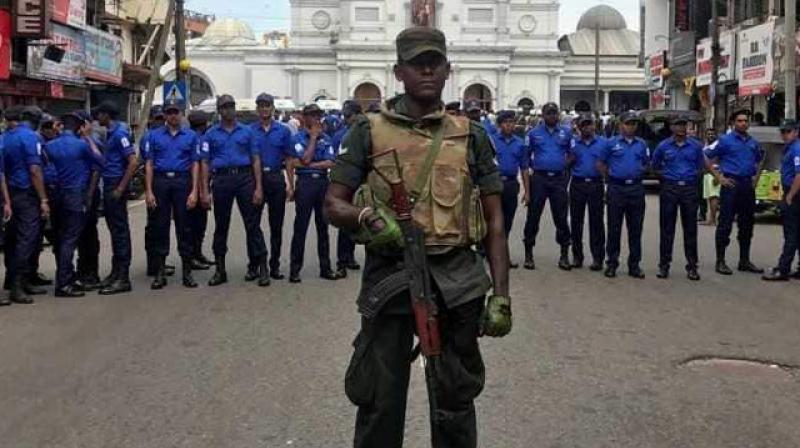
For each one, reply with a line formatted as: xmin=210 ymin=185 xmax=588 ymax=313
xmin=364 ymin=112 xmax=486 ymax=248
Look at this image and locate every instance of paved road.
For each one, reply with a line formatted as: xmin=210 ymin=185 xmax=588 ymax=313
xmin=0 ymin=194 xmax=798 ymax=448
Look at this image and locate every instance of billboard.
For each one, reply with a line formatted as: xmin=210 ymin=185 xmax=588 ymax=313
xmin=52 ymin=0 xmax=86 ymax=28
xmin=737 ymin=20 xmax=775 ymax=96
xmin=696 ymin=30 xmax=736 ymax=87
xmin=85 ymin=27 xmax=123 ymax=84
xmin=26 ymin=23 xmax=85 ymax=84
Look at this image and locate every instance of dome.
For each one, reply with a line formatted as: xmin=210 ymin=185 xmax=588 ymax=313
xmin=194 ymin=18 xmax=257 ymax=46
xmin=577 ymin=5 xmax=627 ymax=31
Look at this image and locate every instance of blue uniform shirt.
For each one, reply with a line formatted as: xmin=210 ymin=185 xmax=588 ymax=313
xmin=781 ymin=139 xmax=800 ymax=188
xmin=199 ymin=122 xmax=258 ymax=170
xmin=251 ymin=120 xmax=294 ymax=170
xmin=651 ymin=136 xmax=705 ymax=182
xmin=570 ymin=135 xmax=606 ymax=179
xmin=3 ymin=123 xmax=42 ymax=189
xmin=40 ymin=134 xmax=59 ymax=186
xmin=526 ymin=123 xmax=572 ymax=172
xmin=144 ymin=126 xmax=201 ymax=172
xmin=600 ymin=135 xmax=650 ymax=180
xmin=44 ymin=131 xmax=105 ymax=189
xmin=102 ymin=121 xmax=135 ymax=179
xmin=332 ymin=125 xmax=349 ymax=155
xmin=481 ymin=117 xmax=498 ymax=136
xmin=492 ymin=132 xmax=528 ymax=177
xmin=704 ymin=130 xmax=763 ymax=177
xmin=293 ymin=129 xmax=336 ymax=175
xmin=0 ymin=134 xmax=5 ymax=182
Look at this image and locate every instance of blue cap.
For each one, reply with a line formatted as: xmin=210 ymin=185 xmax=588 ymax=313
xmin=256 ymin=93 xmax=275 ymax=105
xmin=163 ymin=98 xmax=182 ymax=112
xmin=780 ymin=119 xmax=798 ymax=131
xmin=496 ymin=110 xmax=515 ymax=123
xmin=619 ymin=111 xmax=640 ymax=123
xmin=149 ymin=105 xmax=164 ymax=118
xmin=542 ymin=102 xmax=559 ymax=114
xmin=577 ymin=113 xmax=595 ymax=125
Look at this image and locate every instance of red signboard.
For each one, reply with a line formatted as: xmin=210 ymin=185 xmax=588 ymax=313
xmin=675 ymin=0 xmax=690 ymax=31
xmin=0 ymin=10 xmax=11 ymax=80
xmin=52 ymin=0 xmax=68 ymax=24
xmin=13 ymin=0 xmax=47 ymax=38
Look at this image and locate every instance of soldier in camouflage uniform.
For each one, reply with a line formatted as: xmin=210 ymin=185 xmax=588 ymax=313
xmin=325 ymin=27 xmax=512 ymax=448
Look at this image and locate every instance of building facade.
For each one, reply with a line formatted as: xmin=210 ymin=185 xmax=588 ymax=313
xmin=165 ymin=0 xmax=646 ymax=112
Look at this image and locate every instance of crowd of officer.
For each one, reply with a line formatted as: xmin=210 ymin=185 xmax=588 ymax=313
xmin=1 ymin=94 xmax=797 ymax=305
xmin=480 ymin=101 xmax=800 ymax=282
xmin=0 ymin=94 xmax=369 ymax=306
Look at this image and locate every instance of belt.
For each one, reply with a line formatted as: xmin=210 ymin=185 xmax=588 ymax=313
xmin=662 ymin=179 xmax=695 ymax=186
xmin=608 ymin=177 xmax=642 ymax=186
xmin=501 ymin=175 xmax=518 ymax=182
xmin=155 ymin=171 xmax=189 ymax=178
xmin=296 ymin=172 xmax=327 ymax=179
xmin=533 ymin=170 xmax=564 ymax=177
xmin=214 ymin=166 xmax=251 ymax=176
xmin=262 ymin=166 xmax=284 ymax=173
xmin=572 ymin=176 xmax=602 ymax=183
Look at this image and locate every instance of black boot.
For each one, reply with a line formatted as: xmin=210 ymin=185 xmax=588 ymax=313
xmin=558 ymin=246 xmax=572 ymax=271
xmin=738 ymin=241 xmax=763 ymax=273
xmin=335 ymin=264 xmax=348 ymax=279
xmin=190 ymin=258 xmax=211 ymax=270
xmin=55 ymin=284 xmax=85 ymax=298
xmin=715 ymin=245 xmax=733 ymax=275
xmin=182 ymin=258 xmax=198 ymax=288
xmin=244 ymin=263 xmax=259 ymax=282
xmin=656 ymin=265 xmax=669 ymax=279
xmin=22 ymin=279 xmax=47 ymax=296
xmin=604 ymin=265 xmax=617 ymax=278
xmin=208 ymin=256 xmax=227 ymax=286
xmin=257 ymin=259 xmax=270 ymax=287
xmin=151 ymin=258 xmax=167 ymax=290
xmin=0 ymin=294 xmax=10 ymax=306
xmin=523 ymin=247 xmax=535 ymax=270
xmin=197 ymin=253 xmax=215 ymax=265
xmin=686 ymin=266 xmax=700 ymax=281
xmin=28 ymin=272 xmax=53 ymax=286
xmin=99 ymin=270 xmax=132 ymax=295
xmin=99 ymin=269 xmax=118 ymax=289
xmin=9 ymin=277 xmax=33 ymax=304
xmin=628 ymin=266 xmax=646 ymax=279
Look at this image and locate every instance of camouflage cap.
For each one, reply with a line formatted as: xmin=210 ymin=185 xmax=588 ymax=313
xmin=396 ymin=27 xmax=446 ymax=62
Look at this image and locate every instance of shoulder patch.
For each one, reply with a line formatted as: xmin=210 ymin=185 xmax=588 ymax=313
xmin=120 ymin=137 xmax=131 ymax=148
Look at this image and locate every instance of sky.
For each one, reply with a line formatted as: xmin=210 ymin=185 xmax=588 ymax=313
xmin=186 ymin=0 xmax=640 ymax=36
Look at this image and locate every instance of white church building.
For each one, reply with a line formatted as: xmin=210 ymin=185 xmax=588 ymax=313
xmin=165 ymin=1 xmax=647 ymax=113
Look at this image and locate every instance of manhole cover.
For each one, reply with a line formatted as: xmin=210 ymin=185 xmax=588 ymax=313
xmin=678 ymin=357 xmax=797 ymax=382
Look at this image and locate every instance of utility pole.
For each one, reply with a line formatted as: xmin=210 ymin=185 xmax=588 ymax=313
xmin=709 ymin=0 xmax=720 ymax=131
xmin=135 ymin=0 xmax=175 ymax=146
xmin=175 ymin=0 xmax=186 ymax=84
xmin=786 ymin=0 xmax=796 ymax=120
xmin=594 ymin=25 xmax=601 ymax=113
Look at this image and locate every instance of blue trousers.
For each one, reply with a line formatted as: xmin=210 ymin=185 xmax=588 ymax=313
xmin=777 ymin=192 xmax=800 ymax=275
xmin=715 ymin=176 xmax=756 ymax=261
xmin=659 ymin=182 xmax=699 ymax=269
xmin=523 ymin=172 xmax=571 ymax=249
xmin=500 ymin=178 xmax=520 ymax=236
xmin=211 ymin=171 xmax=266 ymax=260
xmin=570 ymin=179 xmax=605 ymax=263
xmin=606 ymin=183 xmax=645 ymax=269
xmin=55 ymin=188 xmax=87 ymax=289
xmin=290 ymin=174 xmax=331 ymax=275
xmin=189 ymin=206 xmax=208 ymax=259
xmin=77 ymin=189 xmax=100 ymax=280
xmin=5 ymin=187 xmax=42 ymax=280
xmin=103 ymin=177 xmax=132 ymax=275
xmin=253 ymin=171 xmax=287 ymax=272
xmin=153 ymin=173 xmax=193 ymax=259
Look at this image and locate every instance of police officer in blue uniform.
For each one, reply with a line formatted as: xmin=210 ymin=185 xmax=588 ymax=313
xmin=187 ymin=110 xmax=214 ymax=269
xmin=142 ymin=105 xmax=178 ymax=277
xmin=94 ymin=101 xmax=138 ymax=295
xmin=289 ymin=103 xmax=338 ymax=283
xmin=651 ymin=115 xmax=705 ymax=281
xmin=334 ymin=101 xmax=362 ymax=278
xmin=46 ymin=111 xmax=105 ymax=297
xmin=2 ymin=105 xmax=50 ymax=304
xmin=598 ymin=111 xmax=649 ymax=279
xmin=569 ymin=113 xmax=607 ymax=271
xmin=250 ymin=93 xmax=295 ymax=281
xmin=144 ymin=99 xmax=201 ymax=289
xmin=493 ymin=110 xmax=530 ymax=268
xmin=28 ymin=110 xmax=57 ymax=292
xmin=199 ymin=94 xmax=268 ymax=286
xmin=762 ymin=120 xmax=800 ymax=281
xmin=75 ymin=111 xmax=104 ymax=290
xmin=0 ymin=119 xmax=13 ymax=306
xmin=523 ymin=101 xmax=572 ymax=270
xmin=705 ymin=109 xmax=765 ymax=275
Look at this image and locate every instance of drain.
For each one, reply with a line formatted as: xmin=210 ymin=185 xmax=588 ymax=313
xmin=678 ymin=356 xmax=798 ymax=381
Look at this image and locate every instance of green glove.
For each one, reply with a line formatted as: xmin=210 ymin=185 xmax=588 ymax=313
xmin=481 ymin=295 xmax=512 ymax=337
xmin=352 ymin=207 xmax=404 ymax=251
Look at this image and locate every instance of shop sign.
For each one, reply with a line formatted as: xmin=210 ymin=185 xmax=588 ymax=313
xmin=85 ymin=27 xmax=122 ymax=84
xmin=52 ymin=0 xmax=87 ymax=29
xmin=737 ymin=20 xmax=775 ymax=96
xmin=0 ymin=10 xmax=11 ymax=80
xmin=27 ymin=23 xmax=85 ymax=84
xmin=13 ymin=0 xmax=48 ymax=38
xmin=648 ymin=51 xmax=665 ymax=90
xmin=696 ymin=30 xmax=736 ymax=86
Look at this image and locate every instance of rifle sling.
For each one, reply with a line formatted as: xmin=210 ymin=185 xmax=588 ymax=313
xmin=410 ymin=124 xmax=445 ymax=203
